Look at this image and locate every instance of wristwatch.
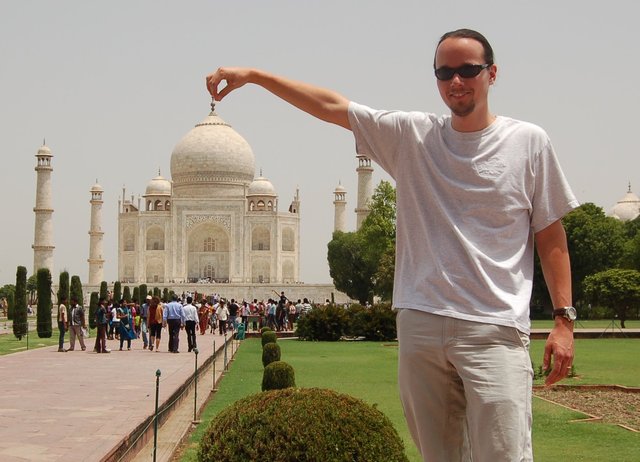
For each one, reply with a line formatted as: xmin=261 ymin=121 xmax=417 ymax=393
xmin=552 ymin=306 xmax=577 ymax=322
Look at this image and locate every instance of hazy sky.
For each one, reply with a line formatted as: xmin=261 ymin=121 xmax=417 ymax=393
xmin=1 ymin=0 xmax=638 ymax=286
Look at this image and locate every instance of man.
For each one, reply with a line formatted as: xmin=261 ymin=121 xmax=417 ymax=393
xmin=183 ymin=296 xmax=198 ymax=352
xmin=139 ymin=295 xmax=151 ymax=349
xmin=67 ymin=297 xmax=87 ymax=351
xmin=93 ymin=297 xmax=110 ymax=353
xmin=163 ymin=294 xmax=184 ymax=353
xmin=57 ymin=296 xmax=68 ymax=352
xmin=206 ymin=29 xmax=577 ymax=461
xmin=216 ymin=300 xmax=229 ymax=335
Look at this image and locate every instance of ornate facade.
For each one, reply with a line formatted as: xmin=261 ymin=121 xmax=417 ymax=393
xmin=118 ymin=107 xmax=300 ymax=284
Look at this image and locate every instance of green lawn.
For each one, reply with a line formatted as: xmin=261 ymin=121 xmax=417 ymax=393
xmin=531 ymin=319 xmax=640 ymax=329
xmin=0 ymin=324 xmax=60 ymax=355
xmin=180 ymin=338 xmax=640 ymax=462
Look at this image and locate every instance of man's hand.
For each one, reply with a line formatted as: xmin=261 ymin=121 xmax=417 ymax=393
xmin=206 ymin=67 xmax=253 ymax=101
xmin=542 ymin=319 xmax=574 ymax=386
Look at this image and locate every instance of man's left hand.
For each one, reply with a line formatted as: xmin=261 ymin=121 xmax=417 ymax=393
xmin=542 ymin=319 xmax=574 ymax=386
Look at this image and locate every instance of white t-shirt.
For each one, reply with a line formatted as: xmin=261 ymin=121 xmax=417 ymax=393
xmin=348 ymin=102 xmax=579 ymax=334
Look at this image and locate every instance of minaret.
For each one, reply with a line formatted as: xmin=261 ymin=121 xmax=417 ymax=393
xmin=32 ymin=142 xmax=55 ymax=274
xmin=87 ymin=181 xmax=105 ymax=285
xmin=333 ymin=182 xmax=347 ymax=232
xmin=355 ymin=155 xmax=373 ymax=230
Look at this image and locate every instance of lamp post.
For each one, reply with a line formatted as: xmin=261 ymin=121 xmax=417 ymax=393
xmin=153 ymin=369 xmax=161 ymax=462
xmin=192 ymin=348 xmax=200 ymax=424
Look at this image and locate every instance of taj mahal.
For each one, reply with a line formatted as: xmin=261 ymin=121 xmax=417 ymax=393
xmin=31 ymin=102 xmax=640 ymax=300
xmin=30 ymin=102 xmax=375 ymax=302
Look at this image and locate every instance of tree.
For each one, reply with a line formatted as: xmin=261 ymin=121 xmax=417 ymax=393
xmin=88 ymin=291 xmax=99 ymax=329
xmin=6 ymin=290 xmax=15 ymax=320
xmin=27 ymin=274 xmax=37 ymax=306
xmin=327 ymin=180 xmax=397 ymax=304
xmin=36 ymin=268 xmax=53 ymax=338
xmin=123 ymin=286 xmax=131 ymax=303
xmin=57 ymin=271 xmax=70 ymax=306
xmin=70 ymin=275 xmax=84 ymax=306
xmin=561 ymin=203 xmax=626 ymax=305
xmin=132 ymin=286 xmax=140 ymax=305
xmin=583 ymin=269 xmax=640 ymax=328
xmin=620 ymin=233 xmax=640 ymax=271
xmin=373 ymin=246 xmax=395 ymax=302
xmin=1 ymin=284 xmax=16 ymax=318
xmin=162 ymin=288 xmax=169 ymax=303
xmin=328 ymin=231 xmax=375 ymax=304
xmin=99 ymin=281 xmax=108 ymax=301
xmin=13 ymin=266 xmax=28 ymax=340
xmin=153 ymin=287 xmax=161 ymax=298
xmin=139 ymin=284 xmax=148 ymax=303
xmin=113 ymin=281 xmax=122 ymax=303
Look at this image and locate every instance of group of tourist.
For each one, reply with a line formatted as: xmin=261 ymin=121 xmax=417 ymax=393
xmin=56 ymin=291 xmax=315 ymax=354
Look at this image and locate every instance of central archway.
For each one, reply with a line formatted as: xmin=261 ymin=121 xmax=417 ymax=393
xmin=187 ymin=223 xmax=230 ymax=283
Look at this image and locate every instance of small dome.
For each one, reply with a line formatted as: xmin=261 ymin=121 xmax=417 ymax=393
xmin=145 ymin=175 xmax=172 ymax=196
xmin=611 ymin=189 xmax=640 ymax=221
xmin=248 ymin=176 xmax=277 ymax=197
xmin=334 ymin=183 xmax=346 ymax=193
xmin=37 ymin=145 xmax=52 ymax=156
xmin=90 ymin=182 xmax=104 ymax=192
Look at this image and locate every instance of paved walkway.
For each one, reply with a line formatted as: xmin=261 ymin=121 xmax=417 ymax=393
xmin=0 ymin=328 xmax=235 ymax=462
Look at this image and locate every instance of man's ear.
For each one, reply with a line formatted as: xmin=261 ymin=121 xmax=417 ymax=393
xmin=489 ymin=64 xmax=497 ymax=84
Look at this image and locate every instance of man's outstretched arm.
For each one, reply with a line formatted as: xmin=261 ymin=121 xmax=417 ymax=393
xmin=205 ymin=67 xmax=351 ymax=130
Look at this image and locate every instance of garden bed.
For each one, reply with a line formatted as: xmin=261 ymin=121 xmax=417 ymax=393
xmin=534 ymin=385 xmax=640 ymax=432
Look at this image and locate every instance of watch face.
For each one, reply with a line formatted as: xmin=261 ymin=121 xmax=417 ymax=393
xmin=567 ymin=306 xmax=577 ymax=321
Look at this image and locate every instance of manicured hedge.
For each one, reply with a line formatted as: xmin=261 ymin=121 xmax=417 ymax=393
xmin=198 ymin=388 xmax=408 ymax=462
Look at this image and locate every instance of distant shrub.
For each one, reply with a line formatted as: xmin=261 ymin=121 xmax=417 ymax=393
xmin=262 ymin=361 xmax=296 ymax=391
xmin=262 ymin=342 xmax=281 ymax=368
xmin=198 ymin=387 xmax=408 ymax=462
xmin=260 ymin=326 xmax=273 ymax=334
xmin=297 ymin=303 xmax=397 ymax=341
xmin=347 ymin=303 xmax=397 ymax=341
xmin=261 ymin=330 xmax=277 ymax=347
xmin=295 ymin=304 xmax=349 ymax=341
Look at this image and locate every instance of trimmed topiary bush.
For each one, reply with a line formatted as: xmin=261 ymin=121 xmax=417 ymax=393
xmin=198 ymin=387 xmax=408 ymax=462
xmin=13 ymin=266 xmax=28 ymax=340
xmin=88 ymin=291 xmax=99 ymax=329
xmin=261 ymin=330 xmax=277 ymax=347
xmin=262 ymin=342 xmax=281 ymax=368
xmin=36 ymin=268 xmax=53 ymax=338
xmin=260 ymin=326 xmax=273 ymax=334
xmin=262 ymin=361 xmax=295 ymax=391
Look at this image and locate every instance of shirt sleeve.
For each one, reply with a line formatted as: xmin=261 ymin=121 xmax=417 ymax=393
xmin=530 ymin=137 xmax=580 ymax=233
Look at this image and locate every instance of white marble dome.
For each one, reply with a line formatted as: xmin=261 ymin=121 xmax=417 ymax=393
xmin=145 ymin=175 xmax=171 ymax=196
xmin=611 ymin=187 xmax=640 ymax=221
xmin=170 ymin=108 xmax=255 ymax=197
xmin=248 ymin=175 xmax=277 ymax=197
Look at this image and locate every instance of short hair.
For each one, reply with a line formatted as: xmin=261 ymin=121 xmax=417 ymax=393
xmin=187 ymin=296 xmax=193 ymax=304
xmin=434 ymin=28 xmax=495 ymax=68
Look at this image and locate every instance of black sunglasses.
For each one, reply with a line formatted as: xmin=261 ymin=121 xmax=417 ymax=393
xmin=434 ymin=63 xmax=490 ymax=81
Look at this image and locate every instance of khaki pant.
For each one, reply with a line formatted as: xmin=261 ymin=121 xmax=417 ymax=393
xmin=68 ymin=325 xmax=86 ymax=350
xmin=397 ymin=309 xmax=533 ymax=462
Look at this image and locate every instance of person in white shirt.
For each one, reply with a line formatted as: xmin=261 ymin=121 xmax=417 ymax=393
xmin=215 ymin=300 xmax=229 ymax=335
xmin=183 ymin=296 xmax=198 ymax=352
xmin=205 ymin=28 xmax=576 ymax=461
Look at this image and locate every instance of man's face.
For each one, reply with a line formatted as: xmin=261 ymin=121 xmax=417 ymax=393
xmin=434 ymin=37 xmax=496 ymax=118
